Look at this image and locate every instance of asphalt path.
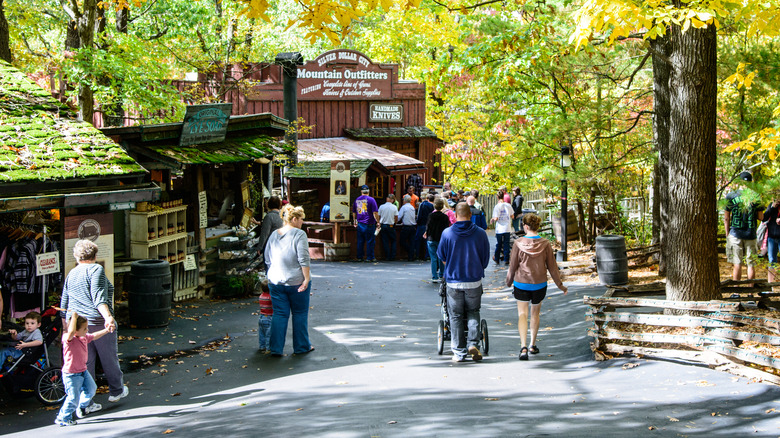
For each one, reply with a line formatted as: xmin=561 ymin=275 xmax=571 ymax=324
xmin=2 ymin=259 xmax=780 ymax=437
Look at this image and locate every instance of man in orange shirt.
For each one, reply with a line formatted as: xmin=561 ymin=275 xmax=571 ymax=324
xmin=406 ymin=185 xmax=420 ymax=209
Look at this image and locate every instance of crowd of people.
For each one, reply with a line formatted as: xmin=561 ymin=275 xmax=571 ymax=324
xmin=350 ymin=183 xmax=529 ymax=273
xmin=347 ymin=182 xmax=567 ymax=362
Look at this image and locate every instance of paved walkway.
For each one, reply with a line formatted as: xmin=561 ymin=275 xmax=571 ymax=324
xmin=2 ymin=259 xmax=780 ymax=437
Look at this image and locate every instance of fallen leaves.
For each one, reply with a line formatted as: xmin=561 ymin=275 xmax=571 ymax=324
xmin=622 ymin=362 xmax=640 ymax=370
xmin=163 ymin=429 xmax=175 ymax=434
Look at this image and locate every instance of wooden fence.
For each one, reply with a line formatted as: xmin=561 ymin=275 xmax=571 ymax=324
xmin=585 ymin=284 xmax=780 ymax=384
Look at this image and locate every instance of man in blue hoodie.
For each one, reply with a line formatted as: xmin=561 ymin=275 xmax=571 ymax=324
xmin=437 ymin=202 xmax=491 ymax=362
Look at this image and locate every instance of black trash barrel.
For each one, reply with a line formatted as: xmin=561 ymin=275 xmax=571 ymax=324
xmin=128 ymin=259 xmax=172 ymax=328
xmin=595 ymin=235 xmax=629 ymax=286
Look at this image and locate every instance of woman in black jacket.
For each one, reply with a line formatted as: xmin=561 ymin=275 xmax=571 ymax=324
xmin=511 ymin=187 xmax=524 ymax=234
xmin=764 ymin=200 xmax=780 ymax=282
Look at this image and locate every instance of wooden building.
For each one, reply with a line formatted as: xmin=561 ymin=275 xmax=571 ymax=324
xmin=170 ymin=49 xmax=442 ymax=188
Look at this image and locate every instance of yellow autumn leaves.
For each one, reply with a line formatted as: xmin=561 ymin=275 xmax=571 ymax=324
xmin=237 ymin=0 xmax=423 ymax=45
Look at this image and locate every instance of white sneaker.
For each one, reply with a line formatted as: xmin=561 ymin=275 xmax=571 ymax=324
xmin=76 ymin=402 xmax=102 ymax=418
xmin=108 ymin=385 xmax=129 ymax=402
xmin=55 ymin=418 xmax=77 ymax=426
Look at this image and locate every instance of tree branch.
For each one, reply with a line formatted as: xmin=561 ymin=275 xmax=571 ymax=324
xmin=593 ymin=110 xmax=653 ymax=140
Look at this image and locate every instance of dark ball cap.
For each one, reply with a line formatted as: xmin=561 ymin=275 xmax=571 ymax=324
xmin=739 ymin=171 xmax=753 ymax=182
xmin=360 ymin=184 xmax=370 ymax=190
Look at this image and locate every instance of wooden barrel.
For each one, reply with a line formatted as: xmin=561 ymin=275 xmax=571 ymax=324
xmin=128 ymin=259 xmax=172 ymax=328
xmin=595 ymin=235 xmax=629 ymax=286
xmin=552 ymin=211 xmax=579 ymax=242
xmin=325 ymin=243 xmax=350 ymax=261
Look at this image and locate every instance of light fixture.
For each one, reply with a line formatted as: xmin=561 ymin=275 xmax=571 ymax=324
xmin=560 ymin=145 xmax=572 ymax=168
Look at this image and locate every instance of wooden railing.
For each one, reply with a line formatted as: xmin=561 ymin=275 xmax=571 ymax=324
xmin=585 ymin=284 xmax=780 ymax=385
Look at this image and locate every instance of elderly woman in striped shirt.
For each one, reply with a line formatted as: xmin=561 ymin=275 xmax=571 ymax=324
xmin=60 ymin=239 xmax=129 ymax=403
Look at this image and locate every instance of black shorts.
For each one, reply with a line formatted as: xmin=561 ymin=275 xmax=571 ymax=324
xmin=513 ymin=285 xmax=547 ymax=304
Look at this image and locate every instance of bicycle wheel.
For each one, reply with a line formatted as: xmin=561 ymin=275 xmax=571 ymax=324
xmin=480 ymin=319 xmax=489 ymax=356
xmin=35 ymin=367 xmax=66 ymax=406
xmin=437 ymin=320 xmax=445 ymax=355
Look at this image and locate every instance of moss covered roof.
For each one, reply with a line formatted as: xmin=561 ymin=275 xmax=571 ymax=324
xmin=0 ymin=61 xmax=145 ymax=183
xmin=286 ymin=159 xmax=374 ymax=179
xmin=143 ymin=135 xmax=279 ymax=165
xmin=345 ymin=126 xmax=438 ymax=139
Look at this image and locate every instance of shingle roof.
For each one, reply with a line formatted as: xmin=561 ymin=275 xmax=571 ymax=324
xmin=0 ymin=61 xmax=145 ymax=183
xmin=142 ymin=135 xmax=279 ymax=166
xmin=285 ymin=159 xmax=374 ymax=179
xmin=345 ymin=126 xmax=438 ymax=139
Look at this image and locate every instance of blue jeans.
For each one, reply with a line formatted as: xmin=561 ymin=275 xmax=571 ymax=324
xmin=380 ymin=224 xmax=397 ymax=260
xmin=446 ymin=285 xmax=483 ymax=359
xmin=269 ymin=282 xmax=312 ymax=355
xmin=56 ymin=370 xmax=96 ymax=422
xmin=356 ymin=223 xmax=376 ymax=260
xmin=400 ymin=225 xmax=416 ymax=260
xmin=414 ymin=225 xmax=428 ymax=260
xmin=0 ymin=348 xmax=22 ymax=370
xmin=258 ymin=314 xmax=272 ymax=350
xmin=512 ymin=217 xmax=521 ymax=233
xmin=769 ymin=237 xmax=780 ymax=265
xmin=427 ymin=241 xmax=444 ymax=279
xmin=495 ymin=233 xmax=511 ymax=262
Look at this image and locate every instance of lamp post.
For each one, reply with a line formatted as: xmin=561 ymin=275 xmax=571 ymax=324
xmin=557 ymin=143 xmax=572 ymax=262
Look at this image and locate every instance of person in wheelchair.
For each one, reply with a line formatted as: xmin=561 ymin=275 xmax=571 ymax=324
xmin=0 ymin=311 xmax=42 ymax=370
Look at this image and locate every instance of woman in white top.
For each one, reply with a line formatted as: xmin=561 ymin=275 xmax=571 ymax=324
xmin=264 ymin=204 xmax=313 ymax=356
xmin=491 ymin=193 xmax=515 ymax=265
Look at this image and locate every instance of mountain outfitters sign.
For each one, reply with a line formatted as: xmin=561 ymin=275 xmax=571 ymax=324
xmin=180 ymin=103 xmax=232 ymax=146
xmin=297 ymin=50 xmax=393 ymax=101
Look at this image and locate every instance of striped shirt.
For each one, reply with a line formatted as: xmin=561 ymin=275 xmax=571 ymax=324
xmin=60 ymin=263 xmax=114 ymax=325
xmin=258 ymin=291 xmax=273 ymax=316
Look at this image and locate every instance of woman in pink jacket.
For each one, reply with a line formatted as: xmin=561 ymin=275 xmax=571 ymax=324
xmin=505 ymin=213 xmax=568 ymax=360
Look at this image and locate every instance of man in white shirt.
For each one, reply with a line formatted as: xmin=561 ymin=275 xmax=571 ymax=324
xmin=398 ymin=195 xmax=417 ymax=261
xmin=491 ymin=193 xmax=515 ymax=265
xmin=377 ymin=194 xmax=399 ymax=261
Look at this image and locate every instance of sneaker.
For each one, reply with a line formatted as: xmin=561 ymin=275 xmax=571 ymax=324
xmin=432 ymin=278 xmax=441 ymax=283
xmin=366 ymin=258 xmax=377 ymax=263
xmin=55 ymin=418 xmax=77 ymax=426
xmin=451 ymin=355 xmax=466 ymax=363
xmin=108 ymin=385 xmax=129 ymax=402
xmin=76 ymin=402 xmax=102 ymax=418
xmin=468 ymin=346 xmax=483 ymax=362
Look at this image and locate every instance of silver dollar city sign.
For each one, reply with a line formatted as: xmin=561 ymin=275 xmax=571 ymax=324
xmin=297 ymin=50 xmax=393 ymax=101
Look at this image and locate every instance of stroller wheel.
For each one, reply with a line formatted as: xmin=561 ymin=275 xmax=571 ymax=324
xmin=437 ymin=320 xmax=445 ymax=355
xmin=35 ymin=367 xmax=66 ymax=406
xmin=480 ymin=319 xmax=489 ymax=356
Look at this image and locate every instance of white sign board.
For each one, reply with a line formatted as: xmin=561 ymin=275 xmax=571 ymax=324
xmin=198 ymin=191 xmax=208 ymax=228
xmin=183 ymin=254 xmax=198 ymax=271
xmin=329 ymin=160 xmax=351 ymax=222
xmin=36 ymin=252 xmax=60 ymax=276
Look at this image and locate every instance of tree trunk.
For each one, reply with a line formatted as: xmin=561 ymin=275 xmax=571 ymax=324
xmin=0 ymin=0 xmax=12 ymax=63
xmin=102 ymin=6 xmax=129 ymax=127
xmin=75 ymin=0 xmax=97 ymax=123
xmin=651 ymin=34 xmax=671 ymax=276
xmin=116 ymin=7 xmax=128 ymax=33
xmin=587 ymin=188 xmax=596 ymax=243
xmin=65 ymin=20 xmax=80 ymax=50
xmin=577 ymin=198 xmax=587 ymax=244
xmin=665 ymin=24 xmax=720 ymax=301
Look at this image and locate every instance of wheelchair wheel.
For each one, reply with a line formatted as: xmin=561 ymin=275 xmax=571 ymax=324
xmin=480 ymin=319 xmax=489 ymax=356
xmin=437 ymin=320 xmax=445 ymax=355
xmin=35 ymin=367 xmax=66 ymax=406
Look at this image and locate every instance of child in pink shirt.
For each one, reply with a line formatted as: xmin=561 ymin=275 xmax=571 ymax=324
xmin=55 ymin=311 xmax=111 ymax=426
